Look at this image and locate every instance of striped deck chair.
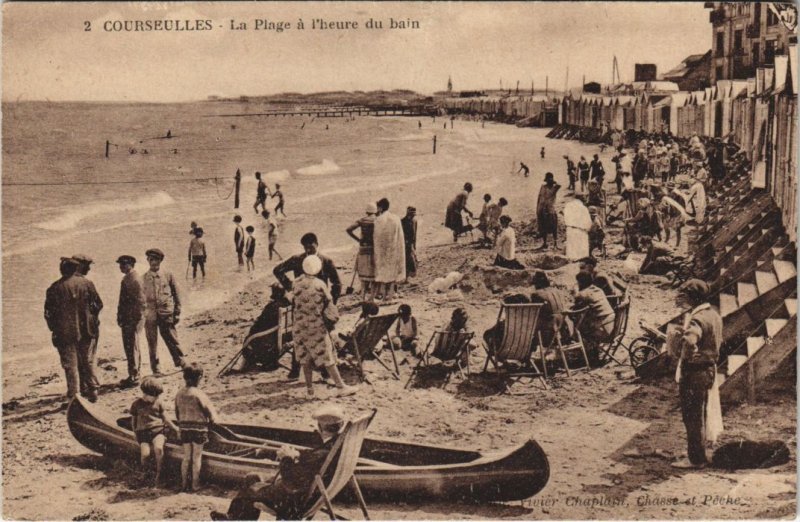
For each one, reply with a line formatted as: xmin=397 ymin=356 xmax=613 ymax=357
xmin=218 ymin=306 xmax=294 ymax=377
xmin=596 ymin=298 xmax=631 ymax=367
xmin=404 ymin=330 xmax=475 ymax=389
xmin=347 ymin=313 xmax=400 ymax=381
xmin=554 ymin=307 xmax=591 ymax=376
xmin=482 ymin=303 xmax=546 ymax=390
xmin=255 ymin=410 xmax=377 ymax=521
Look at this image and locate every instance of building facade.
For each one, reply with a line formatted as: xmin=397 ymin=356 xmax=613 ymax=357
xmin=707 ymin=2 xmax=797 ymax=82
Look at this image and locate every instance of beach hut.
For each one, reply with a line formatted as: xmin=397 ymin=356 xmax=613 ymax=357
xmin=667 ymin=92 xmax=689 ymax=136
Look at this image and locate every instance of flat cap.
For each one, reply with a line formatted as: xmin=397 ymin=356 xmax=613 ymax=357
xmin=312 ymin=404 xmax=346 ymax=425
xmin=116 ymin=255 xmax=136 ymax=265
xmin=60 ymin=256 xmax=81 ymax=266
xmin=72 ymin=254 xmax=93 ymax=265
xmin=145 ymin=248 xmax=165 ymax=260
xmin=679 ymin=279 xmax=710 ymax=300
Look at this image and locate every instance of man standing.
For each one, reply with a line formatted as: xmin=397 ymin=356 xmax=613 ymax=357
xmin=233 ymin=215 xmax=245 ymax=269
xmin=401 ymin=206 xmax=418 ymax=279
xmin=670 ymin=279 xmax=722 ymax=469
xmin=373 ymin=198 xmax=406 ymax=300
xmin=590 ymin=154 xmax=605 ymax=186
xmin=142 ymin=248 xmax=186 ymax=375
xmin=44 ymin=257 xmax=102 ymax=403
xmin=72 ymin=254 xmax=103 ymax=400
xmin=536 ymin=172 xmax=560 ymax=250
xmin=273 ymin=233 xmax=342 ymax=303
xmin=117 ymin=255 xmax=146 ymax=388
xmin=563 ymin=155 xmax=576 ymax=191
xmin=253 ymin=172 xmax=269 ymax=214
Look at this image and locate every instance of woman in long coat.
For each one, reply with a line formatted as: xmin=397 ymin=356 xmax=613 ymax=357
xmin=445 ymin=183 xmax=474 ymax=241
xmin=292 ymin=255 xmax=357 ymax=397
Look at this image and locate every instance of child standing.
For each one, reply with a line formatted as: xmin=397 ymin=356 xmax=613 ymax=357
xmin=175 ymin=363 xmax=218 ymax=492
xmin=130 ymin=376 xmax=179 ymax=487
xmin=188 ymin=228 xmax=207 ymax=280
xmin=244 ymin=226 xmax=256 ymax=272
xmin=271 ymin=183 xmax=286 ymax=217
xmin=261 ymin=210 xmax=281 ymax=261
xmin=391 ymin=304 xmax=419 ymax=354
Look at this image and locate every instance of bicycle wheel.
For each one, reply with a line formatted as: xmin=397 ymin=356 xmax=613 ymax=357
xmin=628 ymin=337 xmax=660 ymax=369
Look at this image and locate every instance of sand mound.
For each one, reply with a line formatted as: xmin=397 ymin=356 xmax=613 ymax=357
xmin=457 ymin=253 xmax=574 ymax=296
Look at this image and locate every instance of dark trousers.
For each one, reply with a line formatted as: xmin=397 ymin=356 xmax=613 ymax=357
xmin=56 ymin=341 xmax=80 ymax=398
xmin=80 ymin=336 xmax=100 ymax=395
xmin=144 ymin=314 xmax=185 ymax=372
xmin=679 ymin=366 xmax=715 ymax=465
xmin=121 ymin=321 xmax=142 ymax=380
xmin=236 ymin=248 xmax=244 ymax=266
xmin=226 ymin=480 xmax=300 ymax=520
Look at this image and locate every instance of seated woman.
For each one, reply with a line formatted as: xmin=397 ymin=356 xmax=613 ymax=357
xmin=638 ymin=236 xmax=679 ymax=276
xmin=211 ymin=406 xmax=347 ymax=521
xmin=573 ymin=271 xmax=616 ymax=367
xmin=493 ymin=215 xmax=525 ymax=270
xmin=529 ymin=271 xmax=573 ymax=350
xmin=237 ymin=284 xmax=292 ymax=372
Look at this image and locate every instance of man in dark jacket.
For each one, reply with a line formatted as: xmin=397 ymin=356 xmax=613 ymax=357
xmin=44 ymin=257 xmax=103 ymax=402
xmin=117 ymin=255 xmax=145 ymax=388
xmin=72 ymin=253 xmax=103 ymax=399
xmin=211 ymin=405 xmax=347 ymax=521
xmin=670 ymin=279 xmax=722 ymax=469
xmin=273 ymin=233 xmax=342 ymax=303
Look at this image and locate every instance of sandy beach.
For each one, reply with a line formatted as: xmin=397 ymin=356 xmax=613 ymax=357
xmin=2 ymin=106 xmax=796 ymax=520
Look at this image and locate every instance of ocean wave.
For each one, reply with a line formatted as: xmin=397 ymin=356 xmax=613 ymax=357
xmin=296 ymin=159 xmax=341 ymax=176
xmin=35 ymin=191 xmax=175 ymax=231
xmin=265 ymin=169 xmax=290 ymax=182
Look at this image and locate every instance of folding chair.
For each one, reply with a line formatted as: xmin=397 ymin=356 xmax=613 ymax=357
xmin=218 ymin=306 xmax=294 ymax=377
xmin=346 ymin=313 xmax=401 ymax=381
xmin=596 ymin=299 xmax=630 ymax=367
xmin=482 ymin=303 xmax=547 ymax=390
xmin=404 ymin=330 xmax=475 ymax=389
xmin=553 ymin=307 xmax=591 ymax=376
xmin=255 ymin=409 xmax=377 ymax=521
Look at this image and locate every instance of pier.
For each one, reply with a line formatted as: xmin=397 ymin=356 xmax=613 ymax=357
xmin=205 ymin=105 xmax=436 ymax=118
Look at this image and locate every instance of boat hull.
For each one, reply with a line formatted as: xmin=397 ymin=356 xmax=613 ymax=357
xmin=67 ymin=396 xmax=549 ymax=502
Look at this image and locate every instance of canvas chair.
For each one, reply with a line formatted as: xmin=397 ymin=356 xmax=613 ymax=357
xmin=553 ymin=307 xmax=591 ymax=376
xmin=254 ymin=409 xmax=377 ymax=521
xmin=596 ymin=299 xmax=631 ymax=367
xmin=404 ymin=330 xmax=475 ymax=389
xmin=345 ymin=313 xmax=401 ymax=381
xmin=218 ymin=306 xmax=294 ymax=377
xmin=481 ymin=303 xmax=546 ymax=390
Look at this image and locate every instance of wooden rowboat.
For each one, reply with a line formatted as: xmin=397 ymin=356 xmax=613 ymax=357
xmin=67 ymin=396 xmax=549 ymax=503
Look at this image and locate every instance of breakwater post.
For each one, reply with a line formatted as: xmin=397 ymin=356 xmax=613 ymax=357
xmin=234 ymin=168 xmax=241 ymax=208
xmin=433 ymin=135 xmax=437 ymax=154
xmin=105 ymin=140 xmax=110 ymax=158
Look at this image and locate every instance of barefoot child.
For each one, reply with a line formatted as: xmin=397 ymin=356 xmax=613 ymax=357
xmin=188 ymin=228 xmax=207 ymax=280
xmin=391 ymin=304 xmax=419 ymax=354
xmin=175 ymin=363 xmax=218 ymax=492
xmin=130 ymin=376 xmax=179 ymax=487
xmin=261 ymin=210 xmax=281 ymax=261
xmin=244 ymin=226 xmax=256 ymax=272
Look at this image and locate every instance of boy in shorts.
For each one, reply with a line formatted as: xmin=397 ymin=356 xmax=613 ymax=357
xmin=130 ymin=376 xmax=179 ymax=487
xmin=175 ymin=363 xmax=218 ymax=492
xmin=188 ymin=228 xmax=207 ymax=280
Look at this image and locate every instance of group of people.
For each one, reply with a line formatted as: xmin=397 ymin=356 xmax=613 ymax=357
xmin=44 ymin=248 xmax=186 ymax=405
xmin=346 ymin=198 xmax=417 ymax=301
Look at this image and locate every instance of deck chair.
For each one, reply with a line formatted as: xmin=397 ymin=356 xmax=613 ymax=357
xmin=596 ymin=299 xmax=630 ymax=367
xmin=255 ymin=409 xmax=377 ymax=521
xmin=553 ymin=307 xmax=591 ymax=376
xmin=482 ymin=303 xmax=546 ymax=390
xmin=404 ymin=330 xmax=475 ymax=389
xmin=346 ymin=313 xmax=400 ymax=381
xmin=218 ymin=306 xmax=294 ymax=377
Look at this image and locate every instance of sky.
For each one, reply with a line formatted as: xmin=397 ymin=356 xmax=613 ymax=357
xmin=3 ymin=1 xmax=712 ymax=102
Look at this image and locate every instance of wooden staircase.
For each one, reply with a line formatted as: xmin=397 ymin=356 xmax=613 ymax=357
xmin=719 ymin=292 xmax=797 ymax=405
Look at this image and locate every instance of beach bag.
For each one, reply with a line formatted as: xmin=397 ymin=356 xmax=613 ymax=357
xmin=322 ymin=298 xmax=339 ymax=332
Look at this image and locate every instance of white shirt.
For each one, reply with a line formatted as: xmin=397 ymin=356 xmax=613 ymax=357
xmin=496 ymin=227 xmax=516 ymax=260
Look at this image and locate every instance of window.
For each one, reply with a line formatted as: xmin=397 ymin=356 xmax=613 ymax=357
xmin=753 ymin=42 xmax=760 ymax=65
xmin=765 ymin=39 xmax=776 ymax=64
xmin=716 ymin=31 xmax=725 ymax=56
xmin=767 ymin=6 xmax=778 ymax=25
xmin=734 ymin=29 xmax=743 ymax=50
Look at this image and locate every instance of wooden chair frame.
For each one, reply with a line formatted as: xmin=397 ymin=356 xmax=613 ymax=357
xmin=482 ymin=303 xmax=547 ymax=390
xmin=254 ymin=410 xmax=377 ymax=521
xmin=348 ymin=313 xmax=401 ymax=381
xmin=554 ymin=307 xmax=591 ymax=377
xmin=218 ymin=306 xmax=294 ymax=377
xmin=404 ymin=330 xmax=475 ymax=389
xmin=596 ymin=299 xmax=631 ymax=367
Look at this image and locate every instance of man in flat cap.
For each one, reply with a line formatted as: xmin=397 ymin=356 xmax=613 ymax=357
xmin=401 ymin=206 xmax=418 ymax=279
xmin=211 ymin=405 xmax=348 ymax=521
xmin=142 ymin=248 xmax=186 ymax=375
xmin=72 ymin=254 xmax=103 ymax=399
xmin=44 ymin=257 xmax=103 ymax=403
xmin=670 ymin=279 xmax=722 ymax=469
xmin=117 ymin=255 xmax=146 ymax=388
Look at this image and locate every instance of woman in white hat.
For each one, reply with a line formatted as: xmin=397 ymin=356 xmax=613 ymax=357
xmin=345 ymin=203 xmax=377 ymax=299
xmin=292 ymin=255 xmax=357 ymax=397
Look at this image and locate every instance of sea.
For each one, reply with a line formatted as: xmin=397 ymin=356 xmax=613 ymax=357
xmin=2 ymin=100 xmax=606 ymax=392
